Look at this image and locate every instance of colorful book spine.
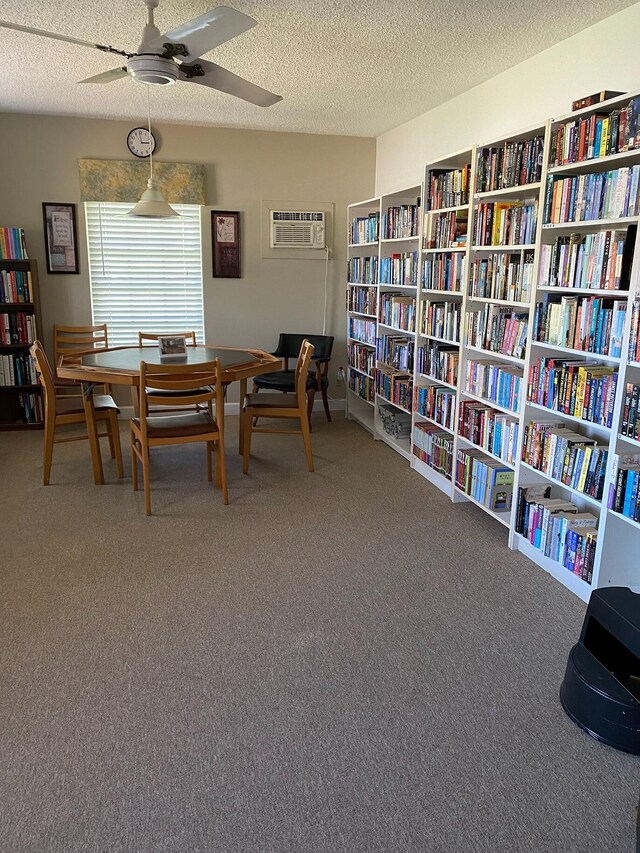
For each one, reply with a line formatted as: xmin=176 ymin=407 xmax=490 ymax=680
xmin=413 ymin=422 xmax=454 ymax=478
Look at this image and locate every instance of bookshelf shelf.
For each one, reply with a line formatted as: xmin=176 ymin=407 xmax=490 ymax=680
xmin=377 ymin=393 xmax=412 ymax=416
xmin=348 ymin=108 xmax=640 ymax=600
xmin=453 ymin=485 xmax=511 ymax=528
xmin=475 ymin=182 xmax=542 ymax=200
xmin=520 ymin=461 xmax=602 ymax=508
xmin=348 ymin=241 xmax=378 ymax=248
xmin=530 ymin=340 xmax=621 ymax=364
xmin=457 ymin=434 xmax=515 ymax=469
xmin=349 ymin=311 xmax=377 ymax=319
xmin=608 ymin=510 xmax=640 ymax=531
xmin=348 ymin=336 xmax=376 ymax=348
xmin=349 ymin=365 xmax=373 ymax=379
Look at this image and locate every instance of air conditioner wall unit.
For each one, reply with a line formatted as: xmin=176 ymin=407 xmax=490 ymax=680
xmin=270 ymin=210 xmax=325 ymax=249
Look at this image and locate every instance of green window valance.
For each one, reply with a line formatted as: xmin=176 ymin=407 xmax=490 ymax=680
xmin=78 ymin=159 xmax=206 ymax=204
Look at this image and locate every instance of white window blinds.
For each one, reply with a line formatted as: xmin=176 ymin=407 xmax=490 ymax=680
xmin=85 ymin=202 xmax=204 ymax=347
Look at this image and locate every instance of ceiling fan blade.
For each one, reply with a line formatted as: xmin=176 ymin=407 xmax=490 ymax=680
xmin=0 ymin=18 xmax=129 ymax=56
xmin=78 ymin=67 xmax=129 ymax=84
xmin=180 ymin=60 xmax=282 ymax=107
xmin=147 ymin=6 xmax=257 ymax=63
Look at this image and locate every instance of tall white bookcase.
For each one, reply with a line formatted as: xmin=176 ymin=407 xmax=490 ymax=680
xmin=347 ymin=89 xmax=640 ymax=602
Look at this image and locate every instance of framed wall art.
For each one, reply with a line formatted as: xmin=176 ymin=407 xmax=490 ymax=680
xmin=211 ymin=210 xmax=240 ymax=278
xmin=42 ymin=202 xmax=79 ymax=274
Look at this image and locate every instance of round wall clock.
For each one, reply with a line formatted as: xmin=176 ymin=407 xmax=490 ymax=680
xmin=127 ymin=127 xmax=156 ymax=158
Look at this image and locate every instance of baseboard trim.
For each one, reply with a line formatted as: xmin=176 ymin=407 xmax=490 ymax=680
xmin=117 ymin=398 xmax=346 ymax=419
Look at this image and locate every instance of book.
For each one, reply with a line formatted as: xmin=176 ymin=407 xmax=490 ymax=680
xmin=571 ymin=91 xmax=626 ymax=111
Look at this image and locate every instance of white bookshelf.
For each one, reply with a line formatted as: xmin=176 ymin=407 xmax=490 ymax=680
xmin=346 ymin=197 xmax=380 ymax=435
xmin=346 ymin=91 xmax=640 ymax=600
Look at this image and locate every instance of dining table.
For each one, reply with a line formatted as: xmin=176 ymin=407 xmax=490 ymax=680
xmin=57 ymin=344 xmax=282 ymax=485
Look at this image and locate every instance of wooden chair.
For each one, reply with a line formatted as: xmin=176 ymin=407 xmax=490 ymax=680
xmin=30 ymin=340 xmax=123 ymax=485
xmin=242 ymin=339 xmax=315 ymax=473
xmin=53 ymin=323 xmax=109 ymax=395
xmin=137 ymin=331 xmax=197 ymax=347
xmin=130 ymin=359 xmax=227 ymax=515
xmin=251 ymin=333 xmax=334 ymax=423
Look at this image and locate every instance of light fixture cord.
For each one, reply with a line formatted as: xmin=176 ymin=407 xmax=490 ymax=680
xmin=147 ymin=85 xmax=153 ymax=181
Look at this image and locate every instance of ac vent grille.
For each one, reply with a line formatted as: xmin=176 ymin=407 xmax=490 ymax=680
xmin=270 ymin=210 xmax=325 ymax=249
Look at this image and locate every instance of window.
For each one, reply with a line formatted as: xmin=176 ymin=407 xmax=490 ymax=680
xmin=86 ymin=203 xmax=204 ymax=347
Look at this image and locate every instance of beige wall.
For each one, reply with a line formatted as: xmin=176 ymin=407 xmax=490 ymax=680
xmin=0 ymin=113 xmax=375 ymax=401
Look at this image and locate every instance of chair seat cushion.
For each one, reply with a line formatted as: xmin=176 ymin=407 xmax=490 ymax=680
xmin=147 ymin=385 xmax=211 ymax=397
xmin=244 ymin=392 xmax=300 ymax=409
xmin=56 ymin=394 xmax=120 ymax=416
xmin=253 ymin=370 xmax=327 ymax=392
xmin=132 ymin=412 xmax=216 ymax=438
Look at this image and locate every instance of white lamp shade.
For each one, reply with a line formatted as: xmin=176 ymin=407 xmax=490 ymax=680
xmin=127 ymin=178 xmax=179 ymax=218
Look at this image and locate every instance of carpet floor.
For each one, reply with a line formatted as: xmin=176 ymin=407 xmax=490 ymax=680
xmin=1 ymin=416 xmax=639 ymax=853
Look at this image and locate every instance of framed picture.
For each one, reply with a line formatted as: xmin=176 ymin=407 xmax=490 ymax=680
xmin=42 ymin=202 xmax=79 ymax=274
xmin=211 ymin=210 xmax=240 ymax=278
xmin=158 ymin=335 xmax=188 ymax=360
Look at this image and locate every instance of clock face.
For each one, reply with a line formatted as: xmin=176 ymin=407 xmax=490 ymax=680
xmin=127 ymin=127 xmax=156 ymax=158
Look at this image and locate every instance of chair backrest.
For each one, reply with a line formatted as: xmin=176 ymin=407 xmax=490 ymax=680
xmin=138 ymin=331 xmax=197 ymax=347
xmin=54 ymin=324 xmax=108 ymax=369
xmin=274 ymin=333 xmax=334 ymax=365
xmin=139 ymin=359 xmax=223 ymax=427
xmin=30 ymin=340 xmax=55 ymax=407
xmin=294 ymin=340 xmax=315 ymax=405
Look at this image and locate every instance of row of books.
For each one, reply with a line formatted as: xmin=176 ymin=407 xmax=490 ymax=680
xmin=630 ymin=300 xmax=640 ymax=363
xmin=550 ymin=97 xmax=640 ymax=166
xmin=0 ymin=227 xmax=28 ymax=260
xmin=455 ymin=447 xmax=514 ymax=513
xmin=15 ymin=391 xmax=43 ymax=424
xmin=425 ymin=210 xmax=468 ymax=249
xmin=378 ymin=403 xmax=412 ymax=438
xmin=376 ymin=370 xmax=412 ymax=411
xmin=468 ymin=252 xmax=534 ymax=303
xmin=347 ymin=285 xmax=376 ymax=316
xmin=521 ymin=419 xmax=608 ymax=500
xmin=415 ymin=385 xmax=455 ymax=430
xmin=382 ymin=205 xmax=419 ymax=240
xmin=379 ymin=293 xmax=415 ymax=332
xmin=0 ymin=269 xmax=33 ymax=304
xmin=542 ymin=166 xmax=640 ymax=224
xmin=533 ymin=295 xmax=626 ymax=358
xmin=377 ymin=335 xmax=414 ymax=372
xmin=347 ymin=342 xmax=375 ymax=376
xmin=421 ymin=254 xmax=465 ymax=293
xmin=515 ymin=485 xmax=597 ymax=583
xmin=608 ymin=454 xmax=640 ymax=523
xmin=348 ymin=317 xmax=376 ymax=346
xmin=473 ymin=201 xmax=537 ymax=247
xmin=420 ymin=299 xmax=461 ymax=342
xmin=527 ymin=356 xmax=618 ymax=428
xmin=537 ymin=227 xmax=635 ymax=291
xmin=427 ymin=166 xmax=470 ymax=210
xmin=413 ymin=422 xmax=453 ymax=479
xmin=348 ymin=370 xmax=374 ymax=402
xmin=350 ymin=213 xmax=379 ymax=245
xmin=465 ymin=307 xmax=529 ymax=360
xmin=0 ymin=312 xmax=36 ymax=346
xmin=464 ymin=360 xmax=523 ymax=413
xmin=347 ymin=256 xmax=378 ymax=284
xmin=416 ymin=343 xmax=459 ymax=386
xmin=458 ymin=400 xmax=520 ymax=464
xmin=379 ymin=252 xmax=418 ymax=286
xmin=475 ymin=136 xmax=545 ymax=193
xmin=621 ymin=382 xmax=640 ymax=440
xmin=0 ymin=353 xmax=38 ymax=386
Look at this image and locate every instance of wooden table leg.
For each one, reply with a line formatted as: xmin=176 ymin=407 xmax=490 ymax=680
xmin=82 ymin=382 xmax=104 ymax=485
xmin=238 ymin=378 xmax=247 ymax=454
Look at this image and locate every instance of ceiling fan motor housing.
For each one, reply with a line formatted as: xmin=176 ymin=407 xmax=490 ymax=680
xmin=127 ymin=56 xmax=178 ymax=85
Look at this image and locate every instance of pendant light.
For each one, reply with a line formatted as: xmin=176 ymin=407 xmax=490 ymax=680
xmin=127 ymin=87 xmax=178 ymax=218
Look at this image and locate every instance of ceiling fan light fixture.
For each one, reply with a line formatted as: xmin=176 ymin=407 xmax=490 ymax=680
xmin=127 ymin=56 xmax=178 ymax=86
xmin=128 ymin=177 xmax=179 ymax=218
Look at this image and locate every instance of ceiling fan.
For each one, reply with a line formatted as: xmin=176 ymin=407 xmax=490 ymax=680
xmin=0 ymin=0 xmax=282 ymax=107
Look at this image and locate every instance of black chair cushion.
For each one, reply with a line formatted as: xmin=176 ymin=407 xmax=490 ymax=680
xmin=273 ymin=333 xmax=334 ymax=361
xmin=253 ymin=369 xmax=328 ymax=392
xmin=132 ymin=412 xmax=216 ymax=438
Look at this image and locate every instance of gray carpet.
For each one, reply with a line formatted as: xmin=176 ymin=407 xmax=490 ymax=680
xmin=1 ymin=416 xmax=638 ymax=853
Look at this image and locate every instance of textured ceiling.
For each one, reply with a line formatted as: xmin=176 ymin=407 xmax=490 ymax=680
xmin=0 ymin=0 xmax=635 ymax=137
